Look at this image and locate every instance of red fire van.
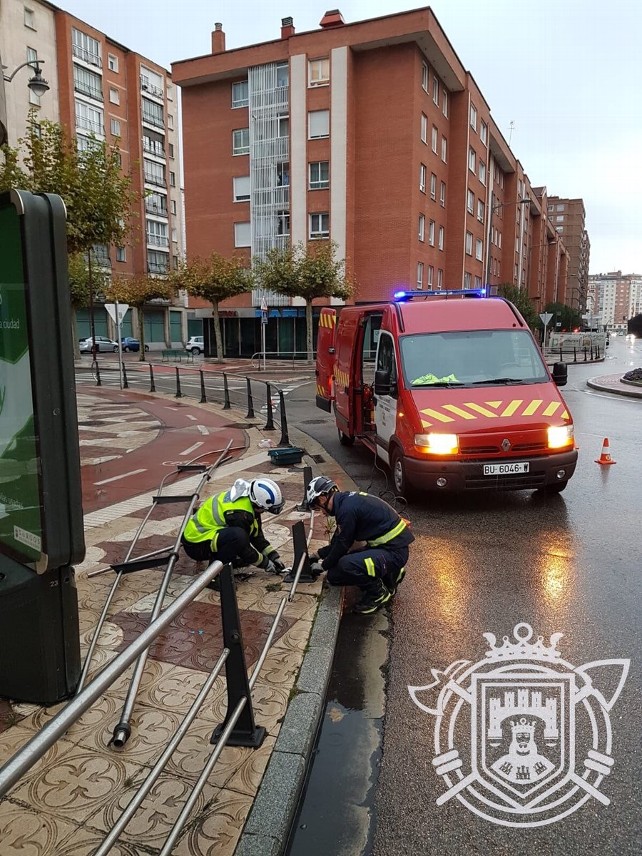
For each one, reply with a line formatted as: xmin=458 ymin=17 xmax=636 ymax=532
xmin=315 ymin=290 xmax=577 ymax=495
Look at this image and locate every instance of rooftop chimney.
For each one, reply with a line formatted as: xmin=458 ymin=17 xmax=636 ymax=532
xmin=281 ymin=17 xmax=295 ymax=39
xmin=320 ymin=9 xmax=345 ymax=28
xmin=211 ymin=23 xmax=226 ymax=54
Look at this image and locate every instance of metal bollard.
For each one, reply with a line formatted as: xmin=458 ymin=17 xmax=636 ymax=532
xmin=95 ymin=361 xmax=101 ymax=387
xmin=122 ymin=362 xmax=129 ymax=390
xmin=246 ymin=377 xmax=255 ymax=419
xmin=278 ymin=389 xmax=290 ymax=446
xmin=199 ymin=369 xmax=207 ymax=404
xmin=175 ymin=366 xmax=183 ymax=398
xmin=223 ymin=373 xmax=231 ymax=410
xmin=149 ymin=363 xmax=156 ymax=393
xmin=295 ymin=464 xmax=313 ymax=511
xmin=264 ymin=383 xmax=275 ymax=431
xmin=573 ymin=347 xmax=577 ymax=363
xmin=584 ymin=348 xmax=587 ymax=362
xmin=559 ymin=346 xmax=563 ymax=361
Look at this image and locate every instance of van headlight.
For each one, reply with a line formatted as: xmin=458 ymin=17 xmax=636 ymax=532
xmin=547 ymin=424 xmax=574 ymax=449
xmin=414 ymin=433 xmax=459 ymax=454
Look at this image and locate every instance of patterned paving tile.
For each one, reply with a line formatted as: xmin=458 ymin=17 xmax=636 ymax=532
xmin=173 ymin=789 xmax=254 ymax=856
xmin=0 ymin=801 xmax=80 ymax=856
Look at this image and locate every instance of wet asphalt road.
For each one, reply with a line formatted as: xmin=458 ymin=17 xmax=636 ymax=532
xmin=286 ymin=337 xmax=642 ymax=856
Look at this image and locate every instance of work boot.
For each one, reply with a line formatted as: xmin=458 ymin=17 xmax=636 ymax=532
xmin=383 ymin=566 xmax=406 ymax=597
xmin=353 ymin=579 xmax=391 ymax=614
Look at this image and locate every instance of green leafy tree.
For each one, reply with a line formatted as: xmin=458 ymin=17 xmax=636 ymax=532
xmin=543 ymin=301 xmax=581 ymax=333
xmin=67 ymin=252 xmax=109 ymax=346
xmin=106 ymin=273 xmax=176 ymax=360
xmin=169 ymin=253 xmax=254 ymax=363
xmin=254 ymin=241 xmax=354 ymax=360
xmin=496 ymin=284 xmax=541 ymax=332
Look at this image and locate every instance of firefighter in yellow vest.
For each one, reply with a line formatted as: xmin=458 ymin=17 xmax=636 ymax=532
xmin=181 ymin=478 xmax=286 ymax=576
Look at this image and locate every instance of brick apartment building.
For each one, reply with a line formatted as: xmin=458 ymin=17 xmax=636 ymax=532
xmin=546 ymin=196 xmax=590 ymax=312
xmin=588 ymin=271 xmax=642 ymax=331
xmin=173 ymin=7 xmax=580 ymax=358
xmin=0 ymin=0 xmax=187 ymax=348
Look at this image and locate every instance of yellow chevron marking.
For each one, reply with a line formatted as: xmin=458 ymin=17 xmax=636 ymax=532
xmin=486 ymin=401 xmax=502 ymax=408
xmin=421 ymin=408 xmax=455 ymax=423
xmin=443 ymin=404 xmax=477 ymax=420
xmin=466 ymin=402 xmax=499 ymax=417
xmin=543 ymin=401 xmax=561 ymax=417
xmin=421 ymin=420 xmax=432 ymax=429
xmin=562 ymin=410 xmax=569 ymax=420
xmin=501 ymin=399 xmax=523 ymax=417
xmin=523 ymin=399 xmax=543 ymax=416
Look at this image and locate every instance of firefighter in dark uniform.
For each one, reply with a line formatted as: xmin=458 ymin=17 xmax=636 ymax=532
xmin=306 ymin=475 xmax=414 ymax=614
xmin=181 ymin=478 xmax=286 ymax=579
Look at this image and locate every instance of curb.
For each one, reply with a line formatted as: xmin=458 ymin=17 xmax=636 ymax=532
xmin=587 ymin=377 xmax=642 ymax=399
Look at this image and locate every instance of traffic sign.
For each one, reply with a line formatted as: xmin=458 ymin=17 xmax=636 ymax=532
xmin=539 ymin=312 xmax=553 ymax=326
xmin=104 ymin=302 xmax=129 ymax=324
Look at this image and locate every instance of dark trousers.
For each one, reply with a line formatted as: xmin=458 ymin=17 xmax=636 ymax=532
xmin=326 ymin=545 xmax=409 ymax=591
xmin=181 ymin=526 xmax=252 ymax=567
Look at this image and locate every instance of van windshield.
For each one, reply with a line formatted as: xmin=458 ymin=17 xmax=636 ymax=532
xmin=399 ymin=329 xmax=549 ymax=388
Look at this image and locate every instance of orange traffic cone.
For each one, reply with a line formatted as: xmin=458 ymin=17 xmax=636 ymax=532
xmin=595 ymin=437 xmax=616 ymax=465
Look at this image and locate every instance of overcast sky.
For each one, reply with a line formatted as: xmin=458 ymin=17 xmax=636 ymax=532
xmin=60 ymin=0 xmax=642 ymax=275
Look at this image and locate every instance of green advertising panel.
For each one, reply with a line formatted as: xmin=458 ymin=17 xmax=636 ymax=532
xmin=0 ymin=204 xmax=43 ymax=563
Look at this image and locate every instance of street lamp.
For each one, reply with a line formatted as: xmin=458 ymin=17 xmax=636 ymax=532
xmin=485 ymin=194 xmax=530 ymax=291
xmin=3 ymin=59 xmax=49 ymax=97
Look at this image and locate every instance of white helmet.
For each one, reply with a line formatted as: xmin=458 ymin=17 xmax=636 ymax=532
xmin=249 ymin=478 xmax=284 ymax=514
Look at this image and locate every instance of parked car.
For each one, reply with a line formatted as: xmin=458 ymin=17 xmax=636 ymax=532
xmin=121 ymin=337 xmax=149 ymax=352
xmin=186 ymin=335 xmax=204 ymax=355
xmin=79 ymin=336 xmax=119 ymax=353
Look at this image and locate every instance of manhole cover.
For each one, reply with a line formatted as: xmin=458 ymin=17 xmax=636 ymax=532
xmin=300 ymin=419 xmax=327 ymax=425
xmin=310 ymin=454 xmax=325 ymax=463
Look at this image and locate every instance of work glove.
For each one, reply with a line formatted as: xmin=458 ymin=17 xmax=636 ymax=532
xmin=310 ymin=560 xmax=324 ymax=576
xmin=263 ymin=558 xmax=280 ymax=575
xmin=269 ymin=553 xmax=286 ymax=573
xmin=308 ymin=552 xmax=320 ymax=563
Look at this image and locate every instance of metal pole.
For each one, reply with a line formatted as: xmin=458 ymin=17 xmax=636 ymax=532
xmin=264 ymin=383 xmax=275 ymax=430
xmin=116 ymin=299 xmax=124 ymax=390
xmin=223 ymin=373 xmax=231 ymax=409
xmin=175 ymin=365 xmax=182 ymax=398
xmin=0 ymin=561 xmax=223 ymax=798
xmin=95 ymin=360 xmax=101 ymax=387
xmin=199 ymin=369 xmax=207 ymax=404
xmin=245 ymin=376 xmax=255 ymax=419
xmin=278 ymin=389 xmax=290 ymax=446
xmin=149 ymin=362 xmax=156 ymax=392
xmin=121 ymin=362 xmax=129 ymax=390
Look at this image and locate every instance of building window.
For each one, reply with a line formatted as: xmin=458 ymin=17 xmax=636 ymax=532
xmin=464 ymin=272 xmax=472 ymax=289
xmin=24 ymin=7 xmax=36 ymax=28
xmin=233 ymin=128 xmax=249 ymax=155
xmin=440 ymin=181 xmax=446 ymax=207
xmin=474 ymin=275 xmax=482 ymax=289
xmin=278 ymin=115 xmax=289 ymax=137
xmin=167 ymin=114 xmax=174 ymax=130
xmin=171 ymin=200 xmax=177 ymax=215
xmin=277 ymin=162 xmax=290 ymax=186
xmin=72 ymin=27 xmax=101 ymax=67
xmin=431 ymin=125 xmax=438 ymax=153
xmin=421 ymin=113 xmax=427 ymax=144
xmin=232 ymin=80 xmax=249 ymax=108
xmin=277 ymin=211 xmax=290 ymax=235
xmin=417 ymin=262 xmax=424 ymax=289
xmin=309 ymin=212 xmax=330 ymax=239
xmin=233 ymin=175 xmax=251 ymax=202
xmin=480 ymin=120 xmax=488 ymax=145
xmin=146 ymin=192 xmax=168 ymax=216
xmin=419 ymin=163 xmax=426 ymax=193
xmin=108 ymin=54 xmax=118 ymax=72
xmin=75 ymin=100 xmax=104 ymax=136
xmin=309 ymin=161 xmax=329 ymax=189
xmin=469 ymin=147 xmax=476 ymax=172
xmin=418 ymin=214 xmax=425 ymax=242
xmin=26 ymin=48 xmax=40 ymax=105
xmin=169 ymin=171 xmax=176 ymax=187
xmin=442 ymin=89 xmax=448 ymax=117
xmin=147 ymin=250 xmax=169 ymax=274
xmin=144 ymin=159 xmax=165 ymax=186
xmin=465 ymin=231 xmax=473 ymax=255
xmin=556 ymin=204 xmax=565 ymax=211
xmin=467 ymin=190 xmax=474 ymax=214
xmin=109 ymin=87 xmax=119 ymax=104
xmin=479 ymin=160 xmax=486 ymax=185
xmin=470 ymin=103 xmax=477 ymax=131
xmin=308 ymin=110 xmax=330 ymax=139
xmin=429 ymin=220 xmax=435 ymax=246
xmin=428 ymin=265 xmax=434 ymax=288
xmin=116 ymin=246 xmax=126 ymax=262
xmin=430 ymin=173 xmax=437 ymax=200
xmin=276 ymin=62 xmax=289 ymax=88
xmin=142 ymin=97 xmax=164 ymax=128
xmin=309 ymin=58 xmax=330 ymax=86
xmin=437 ymin=268 xmax=443 ymax=289
xmin=441 ymin=137 xmax=447 ymax=162
xmin=475 ymin=238 xmax=483 ymax=261
xmin=73 ymin=65 xmax=103 ymax=101
xmin=110 ymin=118 xmax=121 ymax=136
xmin=234 ymin=222 xmax=251 ymax=247
xmin=438 ymin=226 xmax=444 ymax=250
xmin=168 ymin=142 xmax=174 ymax=158
xmin=432 ymin=76 xmax=439 ymax=105
xmin=422 ymin=62 xmax=428 ymax=92
xmin=477 ymin=199 xmax=485 ymax=222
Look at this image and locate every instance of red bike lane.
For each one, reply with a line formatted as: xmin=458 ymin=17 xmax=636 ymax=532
xmin=76 ymin=385 xmax=248 ymax=513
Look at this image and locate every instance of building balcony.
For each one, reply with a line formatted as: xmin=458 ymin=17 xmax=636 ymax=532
xmin=143 ymin=173 xmax=166 ymax=188
xmin=147 ymin=234 xmax=169 ymax=247
xmin=140 ymin=78 xmax=164 ymax=99
xmin=74 ymin=82 xmax=103 ymax=102
xmin=72 ymin=44 xmax=102 ymax=68
xmin=142 ymin=112 xmax=165 ymax=130
xmin=145 ymin=201 xmax=168 ymax=218
xmin=76 ymin=117 xmax=104 ymax=136
xmin=142 ymin=139 xmax=165 ymax=158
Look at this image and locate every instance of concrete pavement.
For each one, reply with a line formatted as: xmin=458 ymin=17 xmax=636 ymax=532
xmin=0 ymin=379 xmax=350 ymax=856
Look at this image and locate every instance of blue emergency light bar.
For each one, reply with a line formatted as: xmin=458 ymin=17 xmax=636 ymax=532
xmin=393 ymin=287 xmax=487 ymax=302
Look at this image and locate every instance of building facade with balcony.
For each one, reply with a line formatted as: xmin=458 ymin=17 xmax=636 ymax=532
xmin=0 ymin=0 xmax=186 ymax=348
xmin=546 ymin=196 xmax=590 ymax=312
xmin=589 ymin=270 xmax=642 ymax=331
xmin=173 ymin=8 xmax=576 ymax=357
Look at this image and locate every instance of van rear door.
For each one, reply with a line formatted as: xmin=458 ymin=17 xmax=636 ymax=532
xmin=315 ymin=308 xmax=337 ymax=412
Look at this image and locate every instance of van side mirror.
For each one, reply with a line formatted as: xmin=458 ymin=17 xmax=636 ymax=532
xmin=552 ymin=361 xmax=567 ymax=387
xmin=374 ymin=369 xmax=397 ymax=397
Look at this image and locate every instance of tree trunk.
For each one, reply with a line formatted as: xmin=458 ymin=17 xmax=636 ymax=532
xmin=213 ymin=302 xmax=224 ymax=363
xmin=306 ymin=299 xmax=314 ymax=362
xmin=138 ymin=309 xmax=146 ymax=362
xmin=71 ymin=311 xmax=81 ymax=361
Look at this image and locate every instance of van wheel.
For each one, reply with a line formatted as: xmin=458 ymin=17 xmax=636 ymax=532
xmin=539 ymin=480 xmax=568 ymax=494
xmin=338 ymin=429 xmax=355 ymax=446
xmin=391 ymin=447 xmax=413 ymax=498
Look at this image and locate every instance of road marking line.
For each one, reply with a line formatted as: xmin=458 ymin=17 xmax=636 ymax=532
xmin=180 ymin=442 xmax=204 ymax=456
xmin=186 ymin=415 xmax=197 ymax=421
xmin=95 ymin=468 xmax=147 ymax=485
xmin=197 ymin=425 xmax=209 ymax=435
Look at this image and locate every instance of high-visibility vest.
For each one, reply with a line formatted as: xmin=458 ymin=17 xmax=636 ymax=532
xmin=183 ymin=491 xmax=257 ymax=544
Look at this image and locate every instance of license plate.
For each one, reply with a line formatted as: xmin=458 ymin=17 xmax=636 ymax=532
xmin=483 ymin=462 xmax=529 ymax=475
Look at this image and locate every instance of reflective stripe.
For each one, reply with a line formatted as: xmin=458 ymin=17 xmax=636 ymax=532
xmin=368 ymin=519 xmax=406 ymax=547
xmin=364 ymin=557 xmax=376 ymax=577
